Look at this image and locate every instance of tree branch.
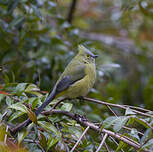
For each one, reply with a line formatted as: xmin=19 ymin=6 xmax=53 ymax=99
xmin=84 ymin=97 xmax=153 ymax=118
xmin=96 ymin=133 xmax=108 ymax=152
xmin=70 ymin=126 xmax=90 ymax=152
xmin=109 ymin=136 xmax=125 ymax=152
xmin=42 ymin=109 xmax=150 ymax=152
xmin=67 ymin=0 xmax=77 ymax=23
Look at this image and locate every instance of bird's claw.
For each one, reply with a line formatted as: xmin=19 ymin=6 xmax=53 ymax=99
xmin=74 ymin=114 xmax=88 ymax=121
xmin=77 ymin=96 xmax=84 ymax=102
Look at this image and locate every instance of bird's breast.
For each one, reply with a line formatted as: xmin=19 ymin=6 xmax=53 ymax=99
xmin=65 ymin=63 xmax=96 ymax=98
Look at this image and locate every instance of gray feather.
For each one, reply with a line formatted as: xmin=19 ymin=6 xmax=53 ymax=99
xmin=56 ymin=64 xmax=86 ymax=93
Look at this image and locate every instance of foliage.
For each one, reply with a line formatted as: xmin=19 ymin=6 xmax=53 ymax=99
xmin=0 ymin=0 xmax=153 ymax=151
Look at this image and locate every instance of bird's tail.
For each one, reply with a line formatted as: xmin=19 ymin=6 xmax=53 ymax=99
xmin=35 ymin=89 xmax=57 ymax=116
xmin=12 ymin=89 xmax=57 ymax=133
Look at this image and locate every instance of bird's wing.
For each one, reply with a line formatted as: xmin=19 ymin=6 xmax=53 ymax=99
xmin=56 ymin=64 xmax=86 ymax=93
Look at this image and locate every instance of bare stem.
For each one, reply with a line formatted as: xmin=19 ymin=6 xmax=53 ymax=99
xmin=104 ymin=142 xmax=111 ymax=152
xmin=67 ymin=0 xmax=77 ymax=23
xmin=84 ymin=97 xmax=153 ymax=118
xmin=4 ymin=125 xmax=9 ymax=144
xmin=96 ymin=133 xmax=108 ymax=152
xmin=70 ymin=126 xmax=90 ymax=152
xmin=109 ymin=136 xmax=124 ymax=152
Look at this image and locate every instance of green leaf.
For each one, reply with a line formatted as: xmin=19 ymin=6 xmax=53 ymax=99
xmin=113 ymin=116 xmax=129 ymax=132
xmin=116 ymin=141 xmax=127 ymax=152
xmin=32 ymin=98 xmax=39 ymax=109
xmin=68 ymin=126 xmax=82 ymax=140
xmin=38 ymin=131 xmax=47 ymax=150
xmin=30 ymin=91 xmax=43 ymax=97
xmin=14 ymin=83 xmax=27 ymax=96
xmin=38 ymin=121 xmax=61 ymax=138
xmin=102 ymin=116 xmax=117 ymax=129
xmin=6 ymin=96 xmax=13 ymax=106
xmin=18 ymin=129 xmax=28 ymax=144
xmin=4 ymin=74 xmax=9 ymax=84
xmin=133 ymin=117 xmax=150 ymax=128
xmin=125 ymin=108 xmax=136 ymax=115
xmin=141 ymin=139 xmax=153 ymax=150
xmin=7 ymin=0 xmax=20 ymax=13
xmin=32 ymin=5 xmax=41 ymax=18
xmin=130 ymin=128 xmax=140 ymax=142
xmin=0 ymin=124 xmax=7 ymax=141
xmin=55 ymin=140 xmax=67 ymax=152
xmin=9 ymin=16 xmax=24 ymax=28
xmin=102 ymin=116 xmax=129 ymax=132
xmin=25 ymin=84 xmax=41 ymax=97
xmin=25 ymin=84 xmax=40 ymax=92
xmin=127 ymin=117 xmax=135 ymax=125
xmin=140 ymin=128 xmax=153 ymax=144
xmin=8 ymin=103 xmax=27 ymax=113
xmin=27 ymin=97 xmax=39 ymax=109
xmin=60 ymin=103 xmax=73 ymax=112
xmin=8 ymin=111 xmax=25 ymax=122
xmin=48 ymin=115 xmax=63 ymax=123
xmin=0 ymin=94 xmax=5 ymax=103
xmin=26 ymin=108 xmax=37 ymax=124
xmin=47 ymin=134 xmax=59 ymax=151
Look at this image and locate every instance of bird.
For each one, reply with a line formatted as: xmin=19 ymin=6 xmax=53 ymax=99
xmin=13 ymin=45 xmax=98 ymax=132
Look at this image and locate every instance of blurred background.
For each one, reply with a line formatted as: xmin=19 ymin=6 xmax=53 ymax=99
xmin=0 ymin=0 xmax=153 ymax=112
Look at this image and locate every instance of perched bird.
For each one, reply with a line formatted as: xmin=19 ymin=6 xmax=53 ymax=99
xmin=13 ymin=45 xmax=98 ymax=132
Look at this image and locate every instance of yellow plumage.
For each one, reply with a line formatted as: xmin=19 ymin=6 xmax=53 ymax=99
xmin=54 ymin=45 xmax=97 ymax=99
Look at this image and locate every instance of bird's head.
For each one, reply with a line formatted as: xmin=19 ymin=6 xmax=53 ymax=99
xmin=77 ymin=45 xmax=98 ymax=63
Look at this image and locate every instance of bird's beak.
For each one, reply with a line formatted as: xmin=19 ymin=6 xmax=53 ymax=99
xmin=93 ymin=55 xmax=98 ymax=58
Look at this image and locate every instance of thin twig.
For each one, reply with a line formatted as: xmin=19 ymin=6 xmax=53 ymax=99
xmin=106 ymin=105 xmax=118 ymax=116
xmin=67 ymin=0 xmax=77 ymax=23
xmin=84 ymin=97 xmax=126 ymax=109
xmin=125 ymin=105 xmax=152 ymax=113
xmin=70 ymin=126 xmax=90 ymax=152
xmin=123 ymin=126 xmax=144 ymax=136
xmin=1 ymin=111 xmax=8 ymax=121
xmin=104 ymin=142 xmax=111 ymax=152
xmin=109 ymin=136 xmax=124 ymax=152
xmin=138 ymin=118 xmax=153 ymax=130
xmin=96 ymin=133 xmax=108 ymax=152
xmin=84 ymin=97 xmax=153 ymax=118
xmin=4 ymin=125 xmax=9 ymax=144
xmin=49 ymin=99 xmax=63 ymax=112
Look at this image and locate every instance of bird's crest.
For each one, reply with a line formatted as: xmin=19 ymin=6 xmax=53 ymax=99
xmin=78 ymin=45 xmax=97 ymax=58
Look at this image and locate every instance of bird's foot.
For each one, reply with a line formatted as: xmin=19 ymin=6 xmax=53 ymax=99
xmin=74 ymin=114 xmax=88 ymax=121
xmin=77 ymin=96 xmax=84 ymax=102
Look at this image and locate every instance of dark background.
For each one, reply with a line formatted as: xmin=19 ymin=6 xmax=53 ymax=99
xmin=1 ymin=0 xmax=153 ymax=109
